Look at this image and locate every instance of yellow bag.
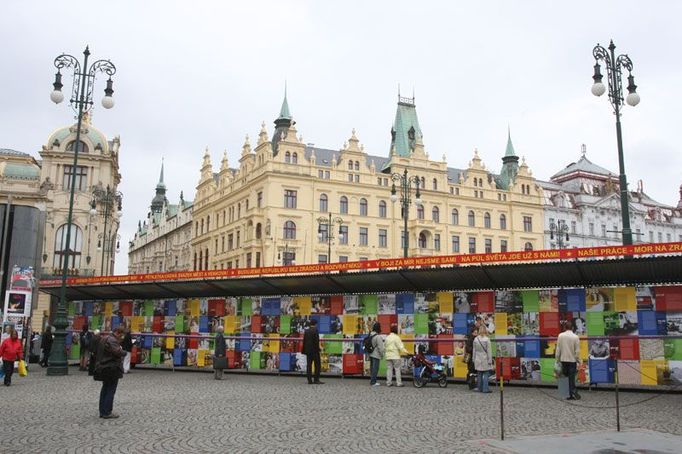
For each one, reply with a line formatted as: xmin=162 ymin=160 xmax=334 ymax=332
xmin=18 ymin=360 xmax=27 ymax=377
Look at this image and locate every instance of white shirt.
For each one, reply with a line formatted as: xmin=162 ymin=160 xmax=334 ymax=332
xmin=555 ymin=329 xmax=581 ymax=363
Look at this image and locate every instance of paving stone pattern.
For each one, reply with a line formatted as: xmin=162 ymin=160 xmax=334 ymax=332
xmin=1 ymin=368 xmax=682 ymax=453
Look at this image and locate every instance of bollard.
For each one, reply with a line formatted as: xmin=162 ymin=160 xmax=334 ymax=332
xmin=499 ymin=372 xmax=505 ymax=441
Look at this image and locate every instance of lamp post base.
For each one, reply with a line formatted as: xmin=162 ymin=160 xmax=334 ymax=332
xmin=46 ymin=365 xmax=69 ymax=376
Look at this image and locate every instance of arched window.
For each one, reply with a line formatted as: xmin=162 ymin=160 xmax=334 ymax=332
xmin=256 ymin=223 xmax=262 ymax=239
xmin=379 ymin=200 xmax=387 ymax=218
xmin=484 ymin=212 xmax=491 ymax=229
xmin=419 ymin=232 xmax=427 ymax=248
xmin=283 ymin=221 xmax=296 ymax=240
xmin=432 ymin=206 xmax=440 ymax=222
xmin=468 ymin=210 xmax=475 ymax=227
xmin=292 ymin=152 xmax=298 ymax=164
xmin=340 ymin=196 xmax=348 ymax=214
xmin=451 ymin=209 xmax=459 ymax=225
xmin=524 ymin=242 xmax=533 ymax=251
xmin=205 ymin=248 xmax=209 ymax=270
xmin=65 ymin=140 xmax=89 ymax=154
xmin=499 ymin=214 xmax=507 ymax=230
xmin=193 ymin=252 xmax=197 ymax=271
xmin=359 ymin=198 xmax=368 ymax=216
xmin=198 ymin=250 xmax=203 ymax=271
xmin=348 ymin=160 xmax=353 ymax=170
xmin=433 ymin=178 xmax=438 ymax=190
xmin=53 ymin=224 xmax=83 ymax=269
xmin=319 ymin=194 xmax=328 ymax=213
xmin=285 ymin=151 xmax=291 ymax=163
xmin=200 ymin=219 xmax=204 ymax=234
xmin=420 ymin=177 xmax=426 ymax=188
xmin=354 ymin=161 xmax=360 ymax=171
xmin=417 ymin=205 xmax=424 ymax=220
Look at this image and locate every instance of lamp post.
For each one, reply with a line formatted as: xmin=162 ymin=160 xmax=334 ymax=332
xmin=90 ymin=185 xmax=123 ymax=275
xmin=47 ymin=47 xmax=116 ymax=376
xmin=591 ymin=40 xmax=640 ymax=246
xmin=317 ymin=213 xmax=345 ymax=263
xmin=549 ymin=220 xmax=570 ymax=250
xmin=390 ymin=168 xmax=422 ymax=258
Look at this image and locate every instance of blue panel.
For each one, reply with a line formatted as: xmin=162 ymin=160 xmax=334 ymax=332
xmin=638 ymin=311 xmax=657 ymax=335
xmin=656 ymin=312 xmax=668 ymax=335
xmin=318 ymin=315 xmax=331 ymax=334
xmin=425 ymin=354 xmax=441 ymax=364
xmin=199 ymin=316 xmax=209 ymax=333
xmin=563 ymin=289 xmax=586 ymax=312
xmin=165 ymin=300 xmax=177 ymax=316
xmin=173 ymin=348 xmax=183 ymax=366
xmin=453 ymin=313 xmax=472 ymax=335
xmin=396 ymin=293 xmax=415 ymax=314
xmin=83 ymin=302 xmax=93 ymax=317
xmin=236 ymin=335 xmax=252 ymax=352
xmin=515 ymin=340 xmax=525 ymax=357
xmin=262 ymin=298 xmax=281 ymax=316
xmin=279 ymin=352 xmax=292 ymax=371
xmin=111 ymin=316 xmax=121 ymax=330
xmin=143 ymin=335 xmax=153 ymax=349
xmin=589 ymin=358 xmax=615 ymax=384
xmin=524 ymin=339 xmax=541 ymax=358
xmin=66 ymin=332 xmax=72 ymax=346
xmin=354 ymin=335 xmax=364 ymax=354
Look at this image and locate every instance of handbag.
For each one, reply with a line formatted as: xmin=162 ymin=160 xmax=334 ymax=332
xmin=18 ymin=360 xmax=27 ymax=377
xmin=213 ymin=356 xmax=228 ymax=370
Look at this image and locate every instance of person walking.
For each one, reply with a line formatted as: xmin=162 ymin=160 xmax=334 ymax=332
xmin=556 ymin=320 xmax=582 ymax=400
xmin=95 ymin=325 xmax=126 ymax=419
xmin=0 ymin=328 xmax=24 ymax=386
xmin=367 ymin=322 xmax=384 ymax=387
xmin=464 ymin=326 xmax=479 ymax=390
xmin=384 ymin=324 xmax=408 ymax=387
xmin=473 ymin=325 xmax=493 ymax=393
xmin=214 ymin=325 xmax=227 ymax=380
xmin=79 ymin=324 xmax=92 ymax=371
xmin=40 ymin=326 xmax=53 ymax=367
xmin=302 ymin=319 xmax=323 ymax=384
xmin=121 ymin=328 xmax=133 ymax=374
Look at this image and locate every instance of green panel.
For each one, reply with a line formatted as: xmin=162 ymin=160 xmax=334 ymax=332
xmin=151 ymin=347 xmax=161 ymax=365
xmin=241 ymin=298 xmax=253 ymax=316
xmin=70 ymin=343 xmax=80 ymax=360
xmin=280 ymin=315 xmax=291 ymax=334
xmin=540 ymin=358 xmax=557 ymax=383
xmin=91 ymin=315 xmax=101 ymax=331
xmin=414 ymin=314 xmax=429 ymax=335
xmin=250 ymin=351 xmax=262 ymax=369
xmin=323 ymin=334 xmax=343 ymax=355
xmin=522 ymin=290 xmax=539 ymax=313
xmin=489 ymin=335 xmax=497 ymax=357
xmin=586 ymin=312 xmax=605 ymax=336
xmin=603 ymin=311 xmax=618 ymax=333
xmin=175 ymin=315 xmax=185 ymax=333
xmin=664 ymin=339 xmax=682 ymax=360
xmin=360 ymin=295 xmax=378 ymax=315
xmin=144 ymin=300 xmax=154 ymax=317
xmin=67 ymin=302 xmax=75 ymax=317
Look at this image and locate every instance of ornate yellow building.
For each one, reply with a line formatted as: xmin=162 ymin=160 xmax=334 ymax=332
xmin=190 ymin=94 xmax=544 ymax=270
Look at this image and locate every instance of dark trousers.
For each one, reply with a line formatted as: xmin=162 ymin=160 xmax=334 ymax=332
xmin=99 ymin=379 xmax=119 ymax=416
xmin=41 ymin=348 xmax=51 ymax=366
xmin=369 ymin=357 xmax=380 ymax=384
xmin=306 ymin=352 xmax=320 ymax=383
xmin=2 ymin=359 xmax=14 ymax=385
xmin=561 ymin=361 xmax=578 ymax=397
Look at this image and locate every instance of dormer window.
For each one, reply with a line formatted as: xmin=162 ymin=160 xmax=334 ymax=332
xmin=66 ymin=140 xmax=89 ymax=153
xmin=408 ymin=126 xmax=415 ymax=140
xmin=52 ymin=139 xmax=60 ymax=148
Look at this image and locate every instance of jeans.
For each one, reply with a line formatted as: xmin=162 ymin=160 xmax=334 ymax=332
xmin=369 ymin=357 xmax=380 ymax=384
xmin=561 ymin=361 xmax=578 ymax=397
xmin=477 ymin=370 xmax=490 ymax=393
xmin=306 ymin=352 xmax=321 ymax=383
xmin=386 ymin=359 xmax=402 ymax=385
xmin=99 ymin=379 xmax=119 ymax=416
xmin=2 ymin=359 xmax=14 ymax=385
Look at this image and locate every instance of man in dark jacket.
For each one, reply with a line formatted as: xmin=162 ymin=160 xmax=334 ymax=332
xmin=95 ymin=325 xmax=126 ymax=419
xmin=214 ymin=326 xmax=227 ymax=380
xmin=302 ymin=319 xmax=323 ymax=384
xmin=40 ymin=326 xmax=53 ymax=367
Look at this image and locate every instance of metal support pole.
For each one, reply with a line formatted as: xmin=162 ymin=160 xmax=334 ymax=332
xmin=614 ymin=361 xmax=621 ymax=432
xmin=499 ymin=372 xmax=505 ymax=440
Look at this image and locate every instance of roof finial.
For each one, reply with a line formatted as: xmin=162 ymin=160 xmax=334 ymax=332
xmin=159 ymin=157 xmax=164 ymax=184
xmin=581 ymin=143 xmax=587 ymax=158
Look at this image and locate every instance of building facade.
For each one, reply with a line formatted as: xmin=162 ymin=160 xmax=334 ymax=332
xmin=189 ymin=95 xmax=545 ymax=271
xmin=540 ymin=145 xmax=682 ymax=249
xmin=128 ymin=163 xmax=194 ymax=274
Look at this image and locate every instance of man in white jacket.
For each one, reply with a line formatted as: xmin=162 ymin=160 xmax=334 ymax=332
xmin=555 ymin=320 xmax=581 ymax=400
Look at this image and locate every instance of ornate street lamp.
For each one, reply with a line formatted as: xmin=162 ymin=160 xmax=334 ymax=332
xmin=90 ymin=185 xmax=123 ymax=275
xmin=317 ymin=213 xmax=345 ymax=263
xmin=549 ymin=220 xmax=570 ymax=250
xmin=47 ymin=47 xmax=116 ymax=376
xmin=591 ymin=40 xmax=640 ymax=246
xmin=390 ymin=168 xmax=422 ymax=258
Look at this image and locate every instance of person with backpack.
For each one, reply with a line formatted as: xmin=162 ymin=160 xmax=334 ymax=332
xmin=79 ymin=324 xmax=92 ymax=371
xmin=364 ymin=322 xmax=384 ymax=387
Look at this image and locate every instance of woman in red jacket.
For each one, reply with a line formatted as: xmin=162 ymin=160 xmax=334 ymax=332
xmin=0 ymin=328 xmax=24 ymax=386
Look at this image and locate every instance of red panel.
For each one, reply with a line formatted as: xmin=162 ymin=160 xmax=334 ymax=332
xmin=188 ymin=334 xmax=199 ymax=350
xmin=435 ymin=334 xmax=454 ymax=355
xmin=474 ymin=292 xmax=495 ymax=313
xmin=280 ymin=335 xmax=302 ymax=353
xmin=378 ymin=314 xmax=397 ymax=334
xmin=227 ymin=350 xmax=241 ymax=369
xmin=655 ymin=287 xmax=682 ymax=312
xmin=119 ymin=301 xmax=133 ymax=317
xmin=251 ymin=315 xmax=263 ymax=333
xmin=72 ymin=316 xmax=85 ymax=330
xmin=342 ymin=354 xmax=364 ymax=374
xmin=330 ymin=296 xmax=344 ymax=315
xmin=131 ymin=346 xmax=139 ymax=364
xmin=152 ymin=316 xmax=163 ymax=333
xmin=618 ymin=337 xmax=640 ymax=360
xmin=540 ymin=312 xmax=561 ymax=337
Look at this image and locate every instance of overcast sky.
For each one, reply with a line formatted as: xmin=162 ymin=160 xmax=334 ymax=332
xmin=1 ymin=1 xmax=681 ymax=275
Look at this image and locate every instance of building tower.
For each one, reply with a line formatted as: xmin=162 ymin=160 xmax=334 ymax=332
xmin=150 ymin=160 xmax=168 ymax=214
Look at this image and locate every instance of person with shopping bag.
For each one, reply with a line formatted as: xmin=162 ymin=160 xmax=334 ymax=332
xmin=0 ymin=328 xmax=24 ymax=386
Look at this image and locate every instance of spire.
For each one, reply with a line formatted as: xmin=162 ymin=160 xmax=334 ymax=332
xmin=156 ymin=158 xmax=166 ymax=189
xmin=279 ymin=82 xmax=291 ymax=120
xmin=272 ymin=85 xmax=294 ymax=157
xmin=504 ymin=126 xmax=517 ymax=157
xmin=497 ymin=128 xmax=520 ymax=190
xmin=220 ymin=150 xmax=229 ymax=171
xmin=151 ymin=158 xmax=168 ymax=214
xmin=389 ymin=93 xmax=423 ymax=158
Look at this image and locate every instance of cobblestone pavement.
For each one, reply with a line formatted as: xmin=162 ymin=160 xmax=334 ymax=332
xmin=2 ymin=368 xmax=682 ymax=453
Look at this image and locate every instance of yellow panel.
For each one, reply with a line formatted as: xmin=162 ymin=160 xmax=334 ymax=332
xmin=453 ymin=356 xmax=468 ymax=378
xmin=580 ymin=338 xmax=589 ymax=361
xmin=545 ymin=340 xmax=556 ymax=356
xmin=197 ymin=349 xmax=207 ymax=367
xmin=189 ymin=299 xmax=200 ymax=317
xmin=438 ymin=292 xmax=454 ymax=313
xmin=224 ymin=316 xmax=239 ymax=334
xmin=495 ymin=313 xmax=508 ymax=335
xmin=640 ymin=360 xmax=659 ymax=385
xmin=400 ymin=334 xmax=414 ymax=355
xmin=343 ymin=315 xmax=358 ymax=335
xmin=104 ymin=302 xmax=113 ymax=317
xmin=131 ymin=316 xmax=144 ymax=333
xmin=614 ymin=287 xmax=636 ymax=312
xmin=265 ymin=334 xmax=280 ymax=353
xmin=166 ymin=332 xmax=175 ymax=349
xmin=294 ymin=296 xmax=312 ymax=315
